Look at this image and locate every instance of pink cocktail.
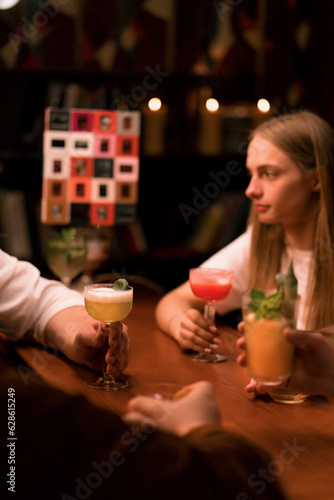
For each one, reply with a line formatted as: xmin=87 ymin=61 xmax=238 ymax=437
xmin=190 ymin=274 xmax=232 ymax=302
xmin=189 ymin=268 xmax=234 ymax=363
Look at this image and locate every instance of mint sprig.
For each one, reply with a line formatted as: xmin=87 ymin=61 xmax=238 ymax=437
xmin=61 ymin=227 xmax=78 ymax=245
xmin=59 ymin=228 xmax=87 ymax=263
xmin=113 ymin=278 xmax=129 ymax=290
xmin=249 ymin=289 xmax=283 ymax=320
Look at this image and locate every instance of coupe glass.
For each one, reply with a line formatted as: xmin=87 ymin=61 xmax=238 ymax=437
xmin=83 ymin=283 xmax=133 ymax=390
xmin=189 ymin=268 xmax=234 ymax=363
xmin=45 ymin=228 xmax=87 ymax=286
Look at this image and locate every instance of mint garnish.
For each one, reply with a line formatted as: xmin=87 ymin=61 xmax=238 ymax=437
xmin=61 ymin=227 xmax=77 ymax=245
xmin=66 ymin=248 xmax=87 ymax=263
xmin=113 ymin=278 xmax=129 ymax=290
xmin=249 ymin=289 xmax=283 ymax=320
xmin=249 ymin=262 xmax=298 ymax=323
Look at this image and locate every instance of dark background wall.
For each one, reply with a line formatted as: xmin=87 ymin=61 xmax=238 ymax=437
xmin=0 ymin=0 xmax=333 ymax=289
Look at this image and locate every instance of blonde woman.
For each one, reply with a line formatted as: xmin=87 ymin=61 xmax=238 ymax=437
xmin=155 ymin=111 xmax=334 ymax=354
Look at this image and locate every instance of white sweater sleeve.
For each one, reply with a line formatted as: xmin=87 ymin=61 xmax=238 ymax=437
xmin=200 ymin=229 xmax=252 ymax=315
xmin=0 ymin=249 xmax=84 ymax=344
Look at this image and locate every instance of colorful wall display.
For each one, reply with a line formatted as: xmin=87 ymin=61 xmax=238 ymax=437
xmin=41 ymin=107 xmax=140 ymax=226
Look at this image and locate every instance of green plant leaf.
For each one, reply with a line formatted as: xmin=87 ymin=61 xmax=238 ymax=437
xmin=250 ymin=289 xmax=266 ymax=300
xmin=66 ymin=248 xmax=87 ymax=263
xmin=249 ymin=289 xmax=283 ymax=320
xmin=61 ymin=227 xmax=77 ymax=245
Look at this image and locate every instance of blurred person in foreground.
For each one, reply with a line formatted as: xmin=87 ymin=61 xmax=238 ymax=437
xmin=0 ymin=348 xmax=286 ymax=500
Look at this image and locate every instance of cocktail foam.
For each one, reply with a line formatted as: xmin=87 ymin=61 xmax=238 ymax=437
xmin=86 ymin=287 xmax=133 ymax=303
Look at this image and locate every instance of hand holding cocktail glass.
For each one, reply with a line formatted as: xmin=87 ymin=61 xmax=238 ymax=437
xmin=238 ymin=324 xmax=334 ymax=398
xmin=84 ymin=280 xmax=133 ymax=390
xmin=189 ymin=268 xmax=233 ymax=363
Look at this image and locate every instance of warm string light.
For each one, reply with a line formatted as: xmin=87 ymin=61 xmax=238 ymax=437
xmin=145 ymin=95 xmax=271 ymax=157
xmin=148 ymin=98 xmax=162 ymax=112
xmin=205 ymin=98 xmax=219 ymax=112
xmin=0 ymin=0 xmax=20 ymax=9
xmin=257 ymin=98 xmax=271 ymax=113
xmin=143 ymin=98 xmax=167 ymax=155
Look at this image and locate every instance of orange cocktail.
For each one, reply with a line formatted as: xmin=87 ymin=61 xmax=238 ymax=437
xmin=242 ymin=290 xmax=299 ymax=386
xmin=244 ymin=316 xmax=294 ymax=385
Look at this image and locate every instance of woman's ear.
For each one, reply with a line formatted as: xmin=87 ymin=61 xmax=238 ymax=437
xmin=311 ymin=168 xmax=321 ymax=192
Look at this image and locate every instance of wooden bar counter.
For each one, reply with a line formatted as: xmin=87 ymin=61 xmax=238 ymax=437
xmin=2 ymin=283 xmax=334 ymax=500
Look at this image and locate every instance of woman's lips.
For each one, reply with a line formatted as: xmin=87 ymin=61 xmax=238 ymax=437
xmin=254 ymin=204 xmax=270 ymax=213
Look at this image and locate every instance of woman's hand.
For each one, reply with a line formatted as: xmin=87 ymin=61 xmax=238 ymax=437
xmin=170 ymin=309 xmax=220 ymax=353
xmin=123 ymin=380 xmax=221 ymax=437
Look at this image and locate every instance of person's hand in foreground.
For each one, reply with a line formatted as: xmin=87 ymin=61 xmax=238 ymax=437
xmin=237 ymin=322 xmax=334 ymax=397
xmin=45 ymin=306 xmax=130 ymax=378
xmin=123 ymin=380 xmax=221 ymax=437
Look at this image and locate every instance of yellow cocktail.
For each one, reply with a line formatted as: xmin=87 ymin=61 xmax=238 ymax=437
xmin=85 ymin=287 xmax=133 ymax=322
xmin=83 ymin=281 xmax=133 ymax=391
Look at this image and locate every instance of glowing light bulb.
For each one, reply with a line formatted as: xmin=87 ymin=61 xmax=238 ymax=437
xmin=206 ymin=98 xmax=219 ymax=112
xmin=0 ymin=0 xmax=20 ymax=9
xmin=148 ymin=98 xmax=162 ymax=112
xmin=257 ymin=98 xmax=270 ymax=113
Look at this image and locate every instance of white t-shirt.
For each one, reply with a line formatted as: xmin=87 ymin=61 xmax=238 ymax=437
xmin=201 ymin=227 xmax=312 ymax=329
xmin=0 ymin=249 xmax=84 ymax=343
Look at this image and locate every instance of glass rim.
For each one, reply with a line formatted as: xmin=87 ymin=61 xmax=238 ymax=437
xmin=84 ymin=283 xmax=133 ymax=291
xmin=189 ymin=267 xmax=234 ymax=275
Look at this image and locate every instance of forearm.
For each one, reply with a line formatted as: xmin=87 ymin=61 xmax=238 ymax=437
xmin=155 ymin=294 xmax=191 ymax=338
xmin=44 ymin=306 xmax=89 ymax=351
xmin=155 ymin=296 xmax=185 ymax=338
xmin=155 ymin=288 xmax=201 ymax=338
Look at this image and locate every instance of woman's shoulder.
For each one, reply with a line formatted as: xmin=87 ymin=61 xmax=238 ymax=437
xmin=215 ymin=227 xmax=252 ymax=254
xmin=202 ymin=227 xmax=252 ymax=268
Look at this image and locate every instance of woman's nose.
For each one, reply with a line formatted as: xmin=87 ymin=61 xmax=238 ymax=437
xmin=245 ymin=175 xmax=262 ymax=199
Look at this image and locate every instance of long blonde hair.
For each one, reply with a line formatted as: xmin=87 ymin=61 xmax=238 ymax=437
xmin=247 ymin=110 xmax=334 ymax=330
